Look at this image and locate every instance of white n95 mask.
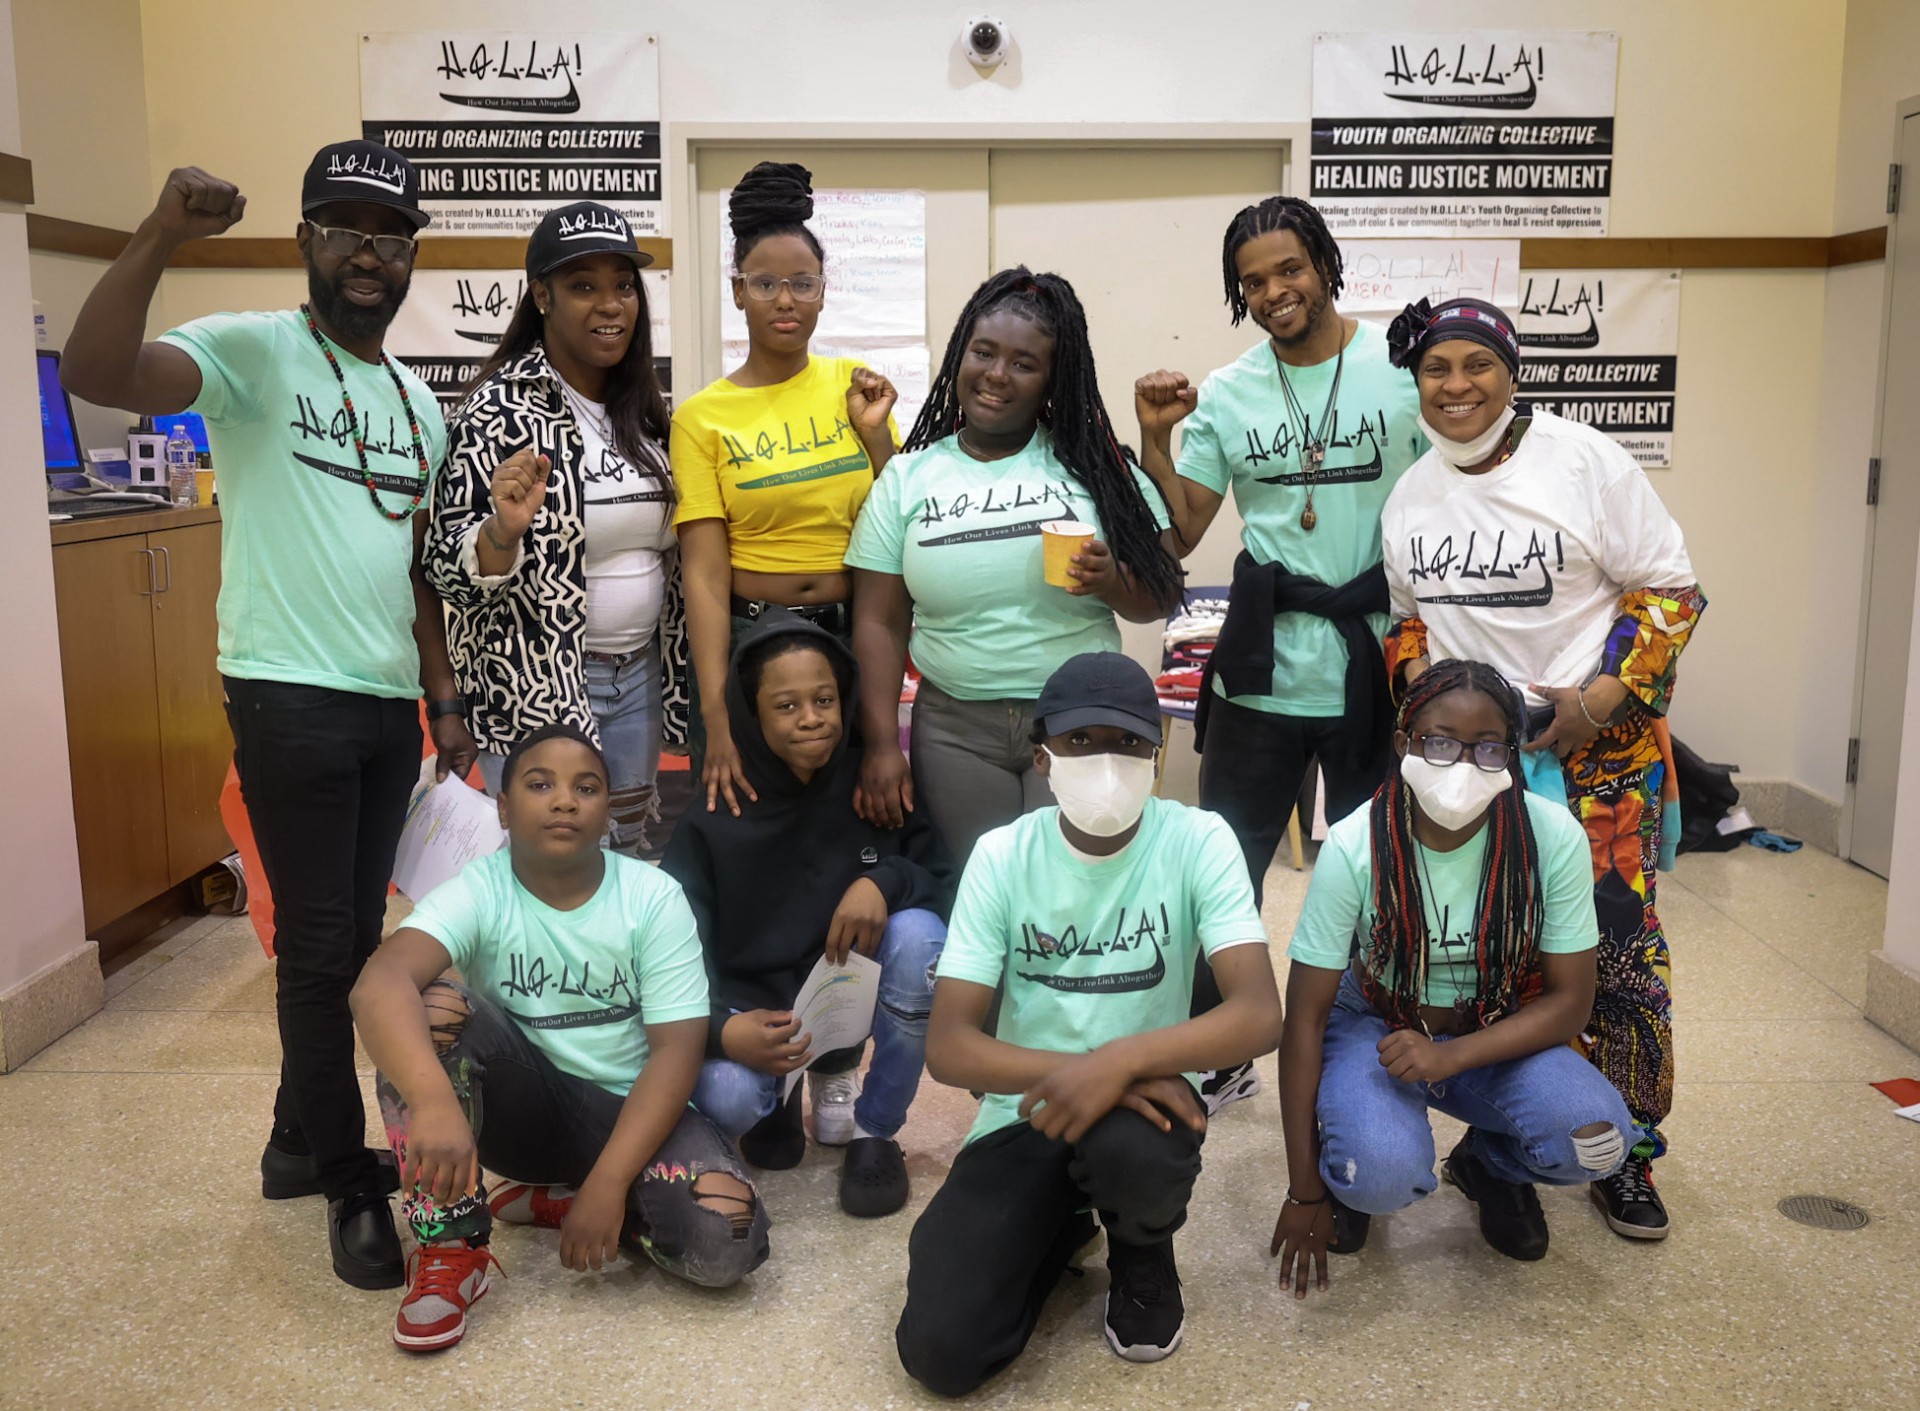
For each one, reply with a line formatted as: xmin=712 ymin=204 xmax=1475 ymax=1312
xmin=1400 ymin=752 xmax=1510 ymax=831
xmin=1044 ymin=749 xmax=1157 ymax=837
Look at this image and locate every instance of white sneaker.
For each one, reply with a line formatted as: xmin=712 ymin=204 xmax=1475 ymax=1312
xmin=809 ymin=1070 xmax=860 ymax=1146
xmin=1199 ymin=1061 xmax=1262 ymax=1116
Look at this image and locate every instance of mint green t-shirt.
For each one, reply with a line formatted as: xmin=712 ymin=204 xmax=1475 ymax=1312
xmin=1288 ymin=790 xmax=1597 ymax=1008
xmin=938 ymin=797 xmax=1268 ymax=1144
xmin=405 ymin=849 xmax=710 ymax=1097
xmin=845 ymin=430 xmax=1171 ymax=701
xmin=159 ymin=310 xmax=448 ymax=698
xmin=1176 ymin=321 xmax=1425 ymax=716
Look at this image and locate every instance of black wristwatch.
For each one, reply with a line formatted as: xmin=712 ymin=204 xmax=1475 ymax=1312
xmin=426 ymin=696 xmax=469 ymax=722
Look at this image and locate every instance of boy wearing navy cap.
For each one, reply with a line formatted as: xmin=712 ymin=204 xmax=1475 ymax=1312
xmin=65 ymin=141 xmax=474 ymax=1292
xmin=895 ymin=652 xmax=1283 ymax=1394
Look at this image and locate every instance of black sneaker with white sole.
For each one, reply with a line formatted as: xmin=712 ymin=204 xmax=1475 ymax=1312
xmin=1443 ymin=1134 xmax=1550 ymax=1262
xmin=1589 ymin=1154 xmax=1670 ymax=1239
xmin=1102 ymin=1236 xmax=1185 ymax=1363
xmin=1198 ymin=1061 xmax=1261 ymax=1116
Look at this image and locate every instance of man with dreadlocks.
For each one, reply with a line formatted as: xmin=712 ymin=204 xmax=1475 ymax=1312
xmin=1133 ymin=195 xmax=1425 ymax=1113
xmin=1379 ymin=297 xmax=1704 ymax=1243
xmin=849 ymin=267 xmax=1185 ymax=865
xmin=1271 ymin=659 xmax=1634 ymax=1293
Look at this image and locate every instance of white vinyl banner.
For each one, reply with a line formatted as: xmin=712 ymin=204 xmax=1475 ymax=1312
xmin=719 ymin=188 xmax=931 ymax=431
xmin=387 ymin=270 xmax=670 ymax=408
xmin=1312 ymin=32 xmax=1618 ymax=237
xmin=360 ymin=33 xmax=662 ymax=235
xmin=1341 ymin=239 xmax=1521 ymax=325
xmin=1517 ymin=269 xmax=1680 ymax=470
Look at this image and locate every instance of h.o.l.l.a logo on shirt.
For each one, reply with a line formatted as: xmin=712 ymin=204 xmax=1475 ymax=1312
xmin=327 ymin=151 xmax=409 ymax=196
xmin=1013 ymin=903 xmax=1171 ymax=994
xmin=558 ymin=208 xmax=629 ymax=242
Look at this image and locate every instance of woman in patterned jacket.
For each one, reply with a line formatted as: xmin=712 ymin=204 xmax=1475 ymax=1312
xmin=424 ymin=201 xmax=679 ymax=856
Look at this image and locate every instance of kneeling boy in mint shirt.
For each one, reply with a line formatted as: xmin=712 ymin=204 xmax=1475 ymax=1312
xmin=894 ymin=653 xmax=1283 ymax=1395
xmin=352 ymin=724 xmax=769 ymax=1355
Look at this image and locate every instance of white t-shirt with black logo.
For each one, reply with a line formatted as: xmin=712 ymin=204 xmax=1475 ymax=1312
xmin=568 ymin=389 xmax=675 ymax=656
xmin=1380 ymin=409 xmax=1693 ymax=708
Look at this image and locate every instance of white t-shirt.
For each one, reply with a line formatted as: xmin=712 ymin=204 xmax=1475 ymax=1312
xmin=1380 ymin=409 xmax=1693 ymax=708
xmin=567 ymin=386 xmax=674 ymax=655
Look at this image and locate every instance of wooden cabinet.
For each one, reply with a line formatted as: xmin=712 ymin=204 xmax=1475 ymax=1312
xmin=51 ymin=508 xmax=231 ymax=935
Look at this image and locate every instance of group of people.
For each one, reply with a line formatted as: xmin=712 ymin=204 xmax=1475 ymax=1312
xmin=61 ymin=136 xmax=1703 ymax=1390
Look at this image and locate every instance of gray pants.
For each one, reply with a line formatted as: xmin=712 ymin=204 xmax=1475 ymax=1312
xmin=909 ymin=680 xmax=1052 ymax=865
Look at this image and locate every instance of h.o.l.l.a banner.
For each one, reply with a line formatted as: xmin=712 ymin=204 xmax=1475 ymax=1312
xmin=1311 ymin=31 xmax=1619 ymax=237
xmin=1518 ymin=269 xmax=1681 ymax=470
xmin=360 ymin=32 xmax=662 ymax=236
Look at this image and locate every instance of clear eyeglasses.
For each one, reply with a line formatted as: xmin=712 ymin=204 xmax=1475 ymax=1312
xmin=1411 ymin=733 xmax=1518 ymax=772
xmin=738 ymin=273 xmax=826 ymax=303
xmin=306 ymin=222 xmax=418 ymax=265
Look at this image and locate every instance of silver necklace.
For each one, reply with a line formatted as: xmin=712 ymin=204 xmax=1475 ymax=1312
xmin=1275 ymin=341 xmax=1345 ymax=531
xmin=558 ymin=377 xmax=614 ymax=443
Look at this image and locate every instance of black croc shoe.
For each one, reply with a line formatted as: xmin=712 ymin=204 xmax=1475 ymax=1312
xmin=738 ymin=1083 xmax=806 ymax=1171
xmin=1444 ymin=1134 xmax=1549 ymax=1262
xmin=328 ymin=1190 xmax=406 ymax=1290
xmin=839 ymin=1137 xmax=910 ymax=1218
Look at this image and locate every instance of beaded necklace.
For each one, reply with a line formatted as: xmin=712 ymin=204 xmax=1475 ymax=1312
xmin=300 ymin=304 xmax=430 ymax=522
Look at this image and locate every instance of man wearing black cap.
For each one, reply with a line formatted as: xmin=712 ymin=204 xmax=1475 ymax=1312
xmin=66 ymin=140 xmax=476 ymax=1290
xmin=896 ymin=652 xmax=1283 ymax=1390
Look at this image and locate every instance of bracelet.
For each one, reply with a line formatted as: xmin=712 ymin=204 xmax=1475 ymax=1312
xmin=1576 ymin=684 xmax=1606 ymax=729
xmin=426 ymin=696 xmax=468 ymax=722
xmin=1285 ymin=1189 xmax=1331 ymax=1206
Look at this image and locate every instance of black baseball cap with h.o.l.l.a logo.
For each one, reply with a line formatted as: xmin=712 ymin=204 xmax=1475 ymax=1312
xmin=300 ymin=140 xmax=431 ymax=229
xmin=524 ymin=201 xmax=652 ymax=279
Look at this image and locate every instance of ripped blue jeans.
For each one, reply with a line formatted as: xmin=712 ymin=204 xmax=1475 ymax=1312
xmin=1316 ymin=968 xmax=1634 ymax=1215
xmin=692 ymin=908 xmax=946 ymax=1142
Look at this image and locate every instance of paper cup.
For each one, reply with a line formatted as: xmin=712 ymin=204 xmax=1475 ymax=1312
xmin=1041 ymin=520 xmax=1096 ymax=588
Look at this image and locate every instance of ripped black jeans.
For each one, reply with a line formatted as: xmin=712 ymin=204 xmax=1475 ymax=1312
xmin=376 ymin=980 xmax=770 ymax=1288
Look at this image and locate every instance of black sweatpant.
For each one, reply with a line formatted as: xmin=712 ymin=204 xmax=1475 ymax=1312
xmin=225 ymin=677 xmax=421 ymax=1200
xmin=896 ymin=1108 xmax=1205 ymax=1398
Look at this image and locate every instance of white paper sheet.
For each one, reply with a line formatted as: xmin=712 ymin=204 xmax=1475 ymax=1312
xmin=392 ymin=760 xmax=509 ymax=902
xmin=780 ymin=950 xmax=883 ymax=1100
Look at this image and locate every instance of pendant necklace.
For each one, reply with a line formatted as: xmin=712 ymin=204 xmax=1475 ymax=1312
xmin=1275 ymin=340 xmax=1345 ymax=532
xmin=300 ymin=305 xmax=429 ymax=522
xmin=1413 ymin=823 xmax=1481 ymax=1036
xmin=559 ymin=377 xmax=615 ymax=444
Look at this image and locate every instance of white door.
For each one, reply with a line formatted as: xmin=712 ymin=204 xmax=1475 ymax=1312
xmin=1850 ymin=110 xmax=1920 ymax=877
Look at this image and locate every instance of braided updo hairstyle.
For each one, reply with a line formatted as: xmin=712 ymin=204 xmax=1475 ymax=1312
xmin=729 ymin=161 xmax=824 ymax=270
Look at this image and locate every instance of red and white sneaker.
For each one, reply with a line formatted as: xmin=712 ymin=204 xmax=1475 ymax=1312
xmin=393 ymin=1241 xmax=501 ymax=1353
xmin=488 ymin=1182 xmax=575 ymax=1229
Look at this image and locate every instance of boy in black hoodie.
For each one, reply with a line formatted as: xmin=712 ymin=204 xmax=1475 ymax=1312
xmin=662 ymin=610 xmax=955 ymax=1217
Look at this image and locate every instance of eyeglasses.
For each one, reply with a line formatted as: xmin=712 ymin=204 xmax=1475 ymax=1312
xmin=1411 ymin=733 xmax=1517 ymax=773
xmin=306 ymin=222 xmax=418 ymax=265
xmin=738 ymin=273 xmax=825 ymax=303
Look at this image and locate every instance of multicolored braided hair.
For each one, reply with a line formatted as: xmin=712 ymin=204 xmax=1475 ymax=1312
xmin=1361 ymin=658 xmax=1544 ymax=1031
xmin=905 ymin=267 xmax=1184 ymax=611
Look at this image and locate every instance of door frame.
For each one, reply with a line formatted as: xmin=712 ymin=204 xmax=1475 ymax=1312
xmin=666 ymin=122 xmax=1308 ymax=398
xmin=1841 ymin=93 xmax=1920 ymax=864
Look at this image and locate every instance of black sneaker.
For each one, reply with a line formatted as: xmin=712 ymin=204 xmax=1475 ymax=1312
xmin=327 ymin=1189 xmax=406 ymax=1290
xmin=1199 ymin=1061 xmax=1262 ymax=1116
xmin=1589 ymin=1155 xmax=1670 ymax=1240
xmin=1102 ymin=1237 xmax=1185 ymax=1363
xmin=261 ymin=1141 xmax=399 ymax=1201
xmin=1327 ymin=1194 xmax=1371 ymax=1255
xmin=737 ymin=1083 xmax=806 ymax=1171
xmin=839 ymin=1137 xmax=909 ymax=1218
xmin=1443 ymin=1134 xmax=1549 ymax=1261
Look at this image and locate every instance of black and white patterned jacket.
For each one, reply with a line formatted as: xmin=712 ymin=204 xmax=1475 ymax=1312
xmin=424 ymin=344 xmax=689 ymax=756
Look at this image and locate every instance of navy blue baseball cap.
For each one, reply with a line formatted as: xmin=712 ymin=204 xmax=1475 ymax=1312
xmin=1035 ymin=653 xmax=1164 ymax=744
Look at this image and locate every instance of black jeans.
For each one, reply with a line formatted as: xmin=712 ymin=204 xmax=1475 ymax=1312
xmin=378 ymin=983 xmax=770 ymax=1287
xmin=224 ymin=676 xmax=421 ymax=1199
xmin=896 ymin=1109 xmax=1205 ymax=1397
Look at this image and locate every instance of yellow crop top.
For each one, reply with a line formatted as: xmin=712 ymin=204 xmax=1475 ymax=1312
xmin=669 ymin=355 xmax=898 ymax=574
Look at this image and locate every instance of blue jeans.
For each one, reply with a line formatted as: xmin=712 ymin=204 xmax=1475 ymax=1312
xmin=478 ymin=637 xmax=662 ymax=855
xmin=692 ymin=908 xmax=947 ymax=1142
xmin=1317 ymin=969 xmax=1634 ymax=1215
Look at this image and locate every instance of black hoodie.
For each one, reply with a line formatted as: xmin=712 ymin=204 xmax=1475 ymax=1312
xmin=660 ymin=611 xmax=956 ymax=1058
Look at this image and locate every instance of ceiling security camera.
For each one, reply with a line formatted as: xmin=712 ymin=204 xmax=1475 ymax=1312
xmin=964 ymin=16 xmax=1009 ymax=69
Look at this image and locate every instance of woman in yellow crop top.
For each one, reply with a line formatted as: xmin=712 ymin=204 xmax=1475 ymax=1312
xmin=671 ymin=162 xmax=898 ymax=815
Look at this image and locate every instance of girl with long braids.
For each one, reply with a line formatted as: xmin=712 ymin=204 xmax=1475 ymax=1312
xmin=1379 ymin=297 xmax=1705 ymax=1243
xmin=847 ymin=267 xmax=1184 ymax=863
xmin=1271 ymin=660 xmax=1634 ymax=1297
xmin=672 ymin=162 xmax=900 ymax=816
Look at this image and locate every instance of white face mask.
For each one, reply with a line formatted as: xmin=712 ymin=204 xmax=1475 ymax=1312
xmin=1044 ymin=748 xmax=1158 ymax=838
xmin=1418 ymin=403 xmax=1517 ymax=469
xmin=1400 ymin=751 xmax=1510 ymax=832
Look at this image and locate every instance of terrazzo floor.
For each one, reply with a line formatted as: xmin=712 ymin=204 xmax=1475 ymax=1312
xmin=3 ymin=844 xmax=1916 ymax=1410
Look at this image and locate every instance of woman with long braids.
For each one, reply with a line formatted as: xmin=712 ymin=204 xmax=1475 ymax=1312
xmin=1271 ymin=660 xmax=1634 ymax=1296
xmin=672 ymin=162 xmax=900 ymax=816
xmin=847 ymin=267 xmax=1184 ymax=863
xmin=1379 ymin=297 xmax=1704 ymax=1243
xmin=425 ymin=202 xmax=677 ymax=856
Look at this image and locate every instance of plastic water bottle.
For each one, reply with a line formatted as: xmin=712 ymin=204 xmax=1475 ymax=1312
xmin=166 ymin=423 xmax=197 ymax=506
